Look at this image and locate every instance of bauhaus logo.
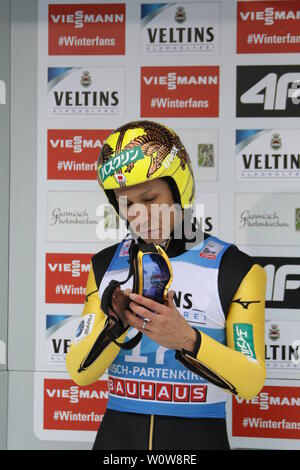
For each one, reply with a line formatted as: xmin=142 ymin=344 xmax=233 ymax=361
xmin=236 ymin=66 xmax=300 ymax=117
xmin=254 ymin=257 xmax=300 ymax=309
xmin=108 ymin=377 xmax=207 ymax=403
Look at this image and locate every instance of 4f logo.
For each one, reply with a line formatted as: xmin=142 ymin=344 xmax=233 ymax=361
xmin=237 ymin=66 xmax=300 ymax=117
xmin=254 ymin=257 xmax=300 ymax=309
xmin=241 ymin=73 xmax=300 ymax=110
xmin=265 ymin=264 xmax=300 ymax=302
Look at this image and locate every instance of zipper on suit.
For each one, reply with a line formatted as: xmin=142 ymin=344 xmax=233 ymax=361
xmin=148 ymin=414 xmax=155 ymax=450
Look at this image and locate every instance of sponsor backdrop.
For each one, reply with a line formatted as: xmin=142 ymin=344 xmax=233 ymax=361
xmin=33 ymin=0 xmax=300 ymax=450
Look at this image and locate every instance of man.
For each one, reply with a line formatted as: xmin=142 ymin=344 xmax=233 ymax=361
xmin=66 ymin=120 xmax=266 ymax=450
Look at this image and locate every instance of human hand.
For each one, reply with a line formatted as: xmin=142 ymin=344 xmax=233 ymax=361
xmin=108 ymin=286 xmax=132 ymax=329
xmin=124 ymin=290 xmax=197 ymax=351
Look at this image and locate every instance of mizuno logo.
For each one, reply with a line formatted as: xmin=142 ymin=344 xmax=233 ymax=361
xmin=232 ymin=298 xmax=261 ymax=309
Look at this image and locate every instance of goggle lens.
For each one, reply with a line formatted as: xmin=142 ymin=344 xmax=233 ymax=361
xmin=142 ymin=253 xmax=171 ymax=302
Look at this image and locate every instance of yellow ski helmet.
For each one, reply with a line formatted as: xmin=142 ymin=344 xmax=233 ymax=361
xmin=97 ymin=120 xmax=195 ymax=215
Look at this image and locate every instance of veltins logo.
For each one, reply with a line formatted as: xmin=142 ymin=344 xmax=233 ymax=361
xmin=48 ymin=67 xmax=124 ymax=116
xmin=236 ymin=129 xmax=300 ymax=179
xmin=48 ymin=3 xmax=125 ymax=55
xmin=265 ymin=320 xmax=300 ymax=371
xmin=236 ymin=66 xmax=300 ymax=117
xmin=141 ymin=66 xmax=219 ymax=117
xmin=141 ymin=2 xmax=219 ymax=54
xmin=46 ymin=315 xmax=74 ymax=366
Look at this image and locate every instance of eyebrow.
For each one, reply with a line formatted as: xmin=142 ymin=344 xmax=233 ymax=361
xmin=117 ymin=189 xmax=156 ymax=199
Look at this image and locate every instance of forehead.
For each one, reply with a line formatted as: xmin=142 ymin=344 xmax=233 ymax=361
xmin=114 ymin=179 xmax=166 ymax=198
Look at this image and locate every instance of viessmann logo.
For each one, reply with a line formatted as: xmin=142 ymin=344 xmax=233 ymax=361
xmin=238 ymin=5 xmax=300 ymax=25
xmin=49 ymin=134 xmax=103 ymax=153
xmin=237 ymin=2 xmax=300 ymax=54
xmin=47 ymin=259 xmax=90 ymax=277
xmin=45 ymin=253 xmax=91 ymax=304
xmin=47 ymin=129 xmax=111 ymax=180
xmin=45 ymin=383 xmax=108 ymax=404
xmin=141 ymin=66 xmax=219 ymax=117
xmin=143 ymin=71 xmax=218 ymax=90
xmin=49 ymin=9 xmax=125 ymax=28
xmin=48 ymin=4 xmax=126 ymax=55
xmin=236 ymin=66 xmax=300 ymax=117
xmin=235 ymin=390 xmax=300 ymax=411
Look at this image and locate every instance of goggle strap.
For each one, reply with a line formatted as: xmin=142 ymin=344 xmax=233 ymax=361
xmin=105 ymin=311 xmax=143 ymax=350
xmin=109 ymin=330 xmax=143 ymax=350
xmin=100 ymin=280 xmax=122 ymax=317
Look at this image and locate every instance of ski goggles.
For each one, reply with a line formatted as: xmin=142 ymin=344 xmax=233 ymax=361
xmin=132 ymin=242 xmax=173 ymax=304
xmin=101 ymin=240 xmax=173 ymax=350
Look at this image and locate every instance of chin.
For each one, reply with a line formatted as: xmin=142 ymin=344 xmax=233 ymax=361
xmin=141 ymin=237 xmax=158 ymax=243
xmin=146 ymin=238 xmax=161 ymax=244
xmin=139 ymin=233 xmax=162 ymax=244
